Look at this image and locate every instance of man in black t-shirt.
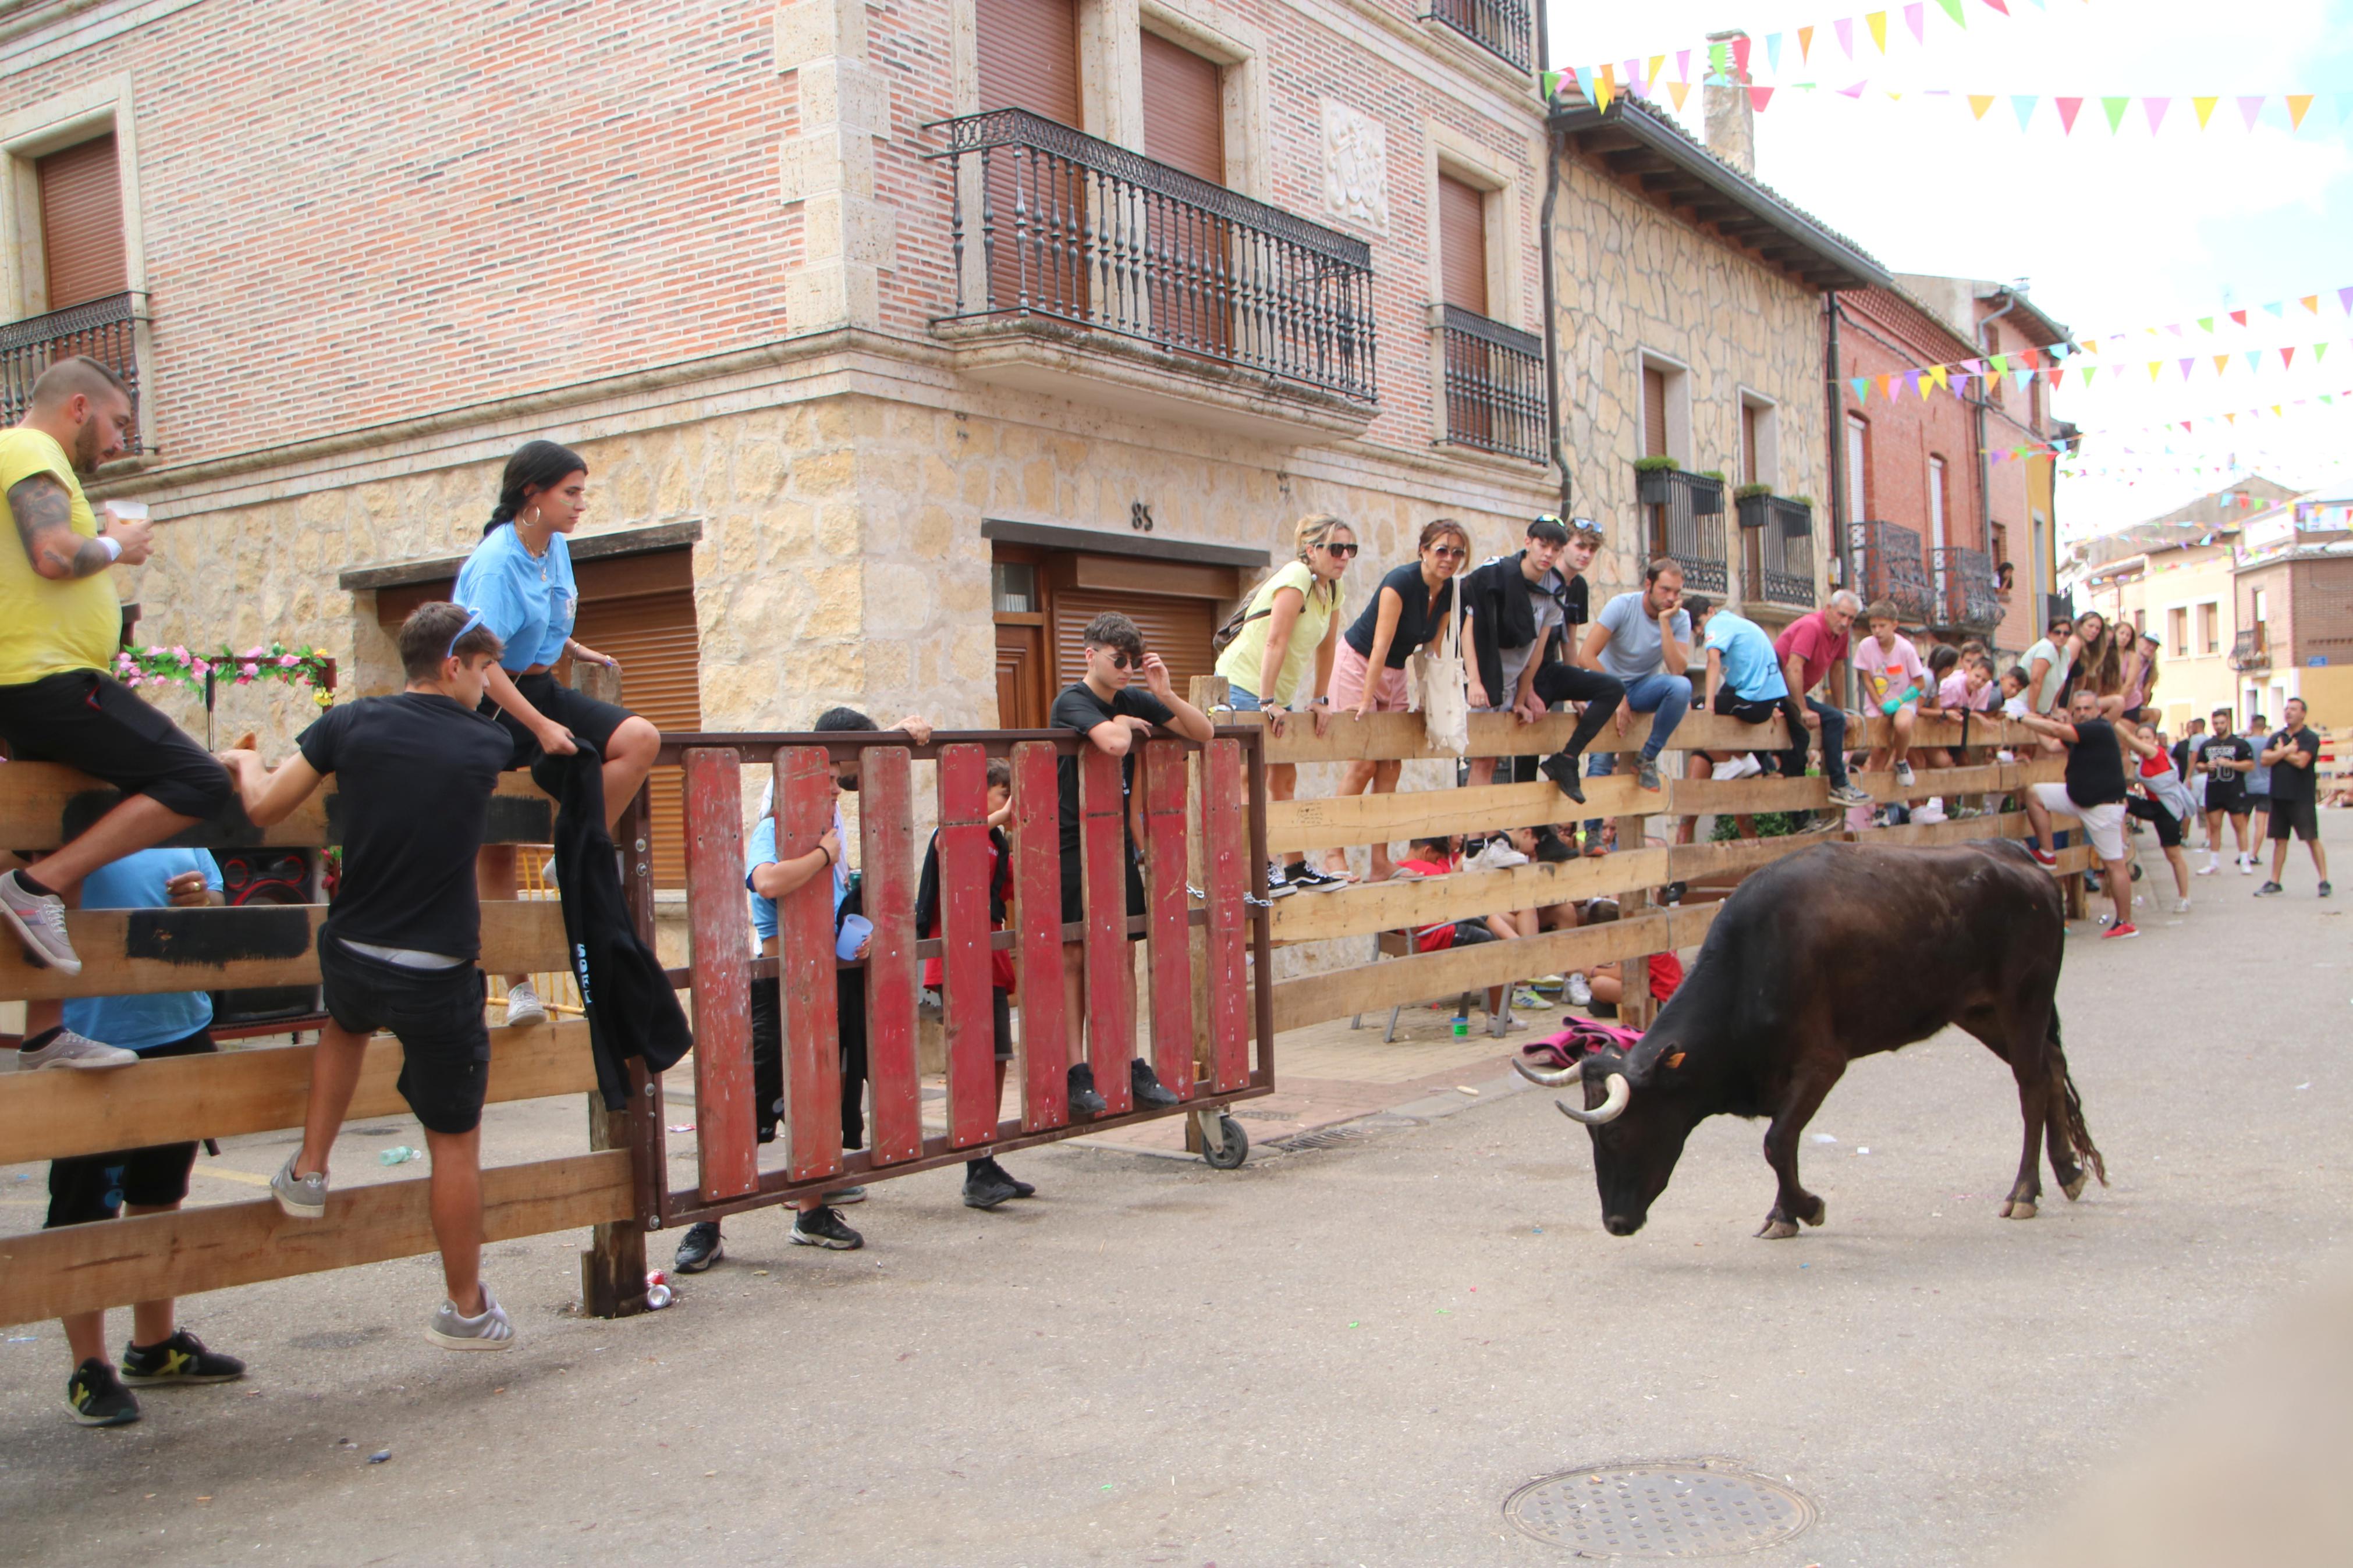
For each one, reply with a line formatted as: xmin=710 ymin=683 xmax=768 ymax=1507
xmin=2020 ymin=686 xmax=2153 ymax=937
xmin=222 ymin=602 xmax=521 ymax=1352
xmin=1050 ymin=611 xmax=1213 ymax=1117
xmin=2196 ymin=708 xmax=2255 ymax=876
xmin=2255 ymin=696 xmax=2330 ymax=897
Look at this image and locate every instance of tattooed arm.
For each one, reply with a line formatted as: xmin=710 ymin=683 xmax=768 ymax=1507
xmin=10 ymin=473 xmax=149 ymax=579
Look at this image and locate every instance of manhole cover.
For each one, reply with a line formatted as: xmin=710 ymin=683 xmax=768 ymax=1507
xmin=1504 ymin=1463 xmax=1813 ymax=1557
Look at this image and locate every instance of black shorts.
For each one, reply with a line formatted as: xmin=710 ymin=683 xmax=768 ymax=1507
xmin=2206 ymin=790 xmax=2248 ymax=819
xmin=2269 ymin=797 xmax=2320 ymax=842
xmin=2245 ymin=791 xmax=2270 ymax=815
xmin=1059 ymin=848 xmax=1147 ymax=941
xmin=318 ymin=936 xmax=491 ymax=1135
xmin=45 ymin=1029 xmax=217 ymax=1228
xmin=0 ymin=669 xmax=232 ymax=822
xmin=1449 ymin=919 xmax=1501 ymax=948
xmin=2127 ymin=794 xmax=2184 ymax=848
xmin=2119 ymin=705 xmax=2146 ymax=723
xmin=482 ymin=671 xmax=633 ymax=771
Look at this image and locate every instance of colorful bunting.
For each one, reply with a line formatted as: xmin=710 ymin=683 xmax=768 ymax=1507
xmin=1866 ymin=10 xmax=1889 ymax=52
xmin=2054 ymin=95 xmax=2084 ymax=133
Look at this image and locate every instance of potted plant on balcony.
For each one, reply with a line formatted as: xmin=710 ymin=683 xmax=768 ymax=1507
xmin=1691 ymin=470 xmax=1727 ymax=515
xmin=1634 ymin=454 xmax=1678 ymax=505
xmin=1734 ymin=482 xmax=1774 ymax=529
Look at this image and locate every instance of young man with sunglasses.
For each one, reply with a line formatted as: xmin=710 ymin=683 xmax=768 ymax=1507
xmin=1051 ymin=613 xmax=1214 ymax=1115
xmin=222 ymin=602 xmax=523 ymax=1350
xmin=1461 ymin=515 xmax=1624 ymax=804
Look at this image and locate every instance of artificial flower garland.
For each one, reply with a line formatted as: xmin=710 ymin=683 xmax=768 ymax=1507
xmin=115 ymin=642 xmax=336 ymax=707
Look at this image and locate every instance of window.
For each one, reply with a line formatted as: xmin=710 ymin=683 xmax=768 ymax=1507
xmin=2197 ymin=600 xmax=2218 ymax=655
xmin=1640 ymin=354 xmax=1689 ymax=464
xmin=1990 ymin=521 xmax=2010 ymax=583
xmin=1436 ymin=173 xmax=1487 ymax=315
xmin=992 ymin=543 xmax=1238 ymax=727
xmin=976 ymin=0 xmax=1084 ymax=314
xmin=1738 ymin=395 xmax=1777 ymax=489
xmin=35 ymin=133 xmax=126 ymax=311
xmin=1928 ymin=455 xmax=1948 ymax=552
xmin=1844 ymin=413 xmax=1870 ymax=518
xmin=1140 ymin=30 xmax=1228 ymax=351
xmin=2169 ymin=606 xmax=2188 ymax=658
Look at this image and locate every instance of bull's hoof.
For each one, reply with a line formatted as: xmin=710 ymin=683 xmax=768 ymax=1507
xmin=1800 ymin=1196 xmax=1828 ymax=1228
xmin=2000 ymin=1199 xmax=2038 ymax=1220
xmin=2061 ymin=1173 xmax=2089 ymax=1202
xmin=1755 ymin=1218 xmax=1800 ymax=1240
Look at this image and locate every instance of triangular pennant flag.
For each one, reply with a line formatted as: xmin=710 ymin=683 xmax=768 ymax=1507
xmin=2014 ymin=369 xmax=2032 ymax=391
xmin=1879 ymin=373 xmax=1897 ymax=399
xmin=2244 ymin=350 xmax=2261 ymax=371
xmin=1668 ymin=80 xmax=1691 ymax=110
xmin=2082 ymin=365 xmax=2099 ymax=387
xmin=1969 ymin=93 xmax=1996 ymax=120
xmin=2193 ymin=95 xmax=2219 ymax=128
xmin=1542 ymin=69 xmax=1563 ymax=98
xmin=2225 ymin=413 xmax=2237 ymax=425
xmin=1708 ymin=41 xmax=1729 ymax=80
xmin=2338 ymin=286 xmax=2353 ymax=314
xmin=2318 ymin=343 xmax=2330 ymax=362
xmin=2214 ymin=354 xmax=2231 ymax=374
xmin=2263 ymin=300 xmax=2285 ymax=318
xmin=1595 ymin=63 xmax=1616 ymax=110
xmin=2288 ymin=94 xmax=2313 ymax=129
xmin=2230 ymin=308 xmax=2248 ymax=326
xmin=2054 ymin=97 xmax=2084 ymax=133
xmin=1836 ymin=17 xmax=1855 ymax=56
xmin=2197 ymin=316 xmax=2213 ymax=332
xmin=1766 ymin=34 xmax=1782 ymax=74
xmin=2010 ymin=94 xmax=2037 ymax=129
xmin=1928 ymin=364 xmax=1950 ymax=391
xmin=2080 ymin=337 xmax=2100 ymax=354
xmin=1799 ymin=24 xmax=1815 ymax=59
xmin=2238 ymin=95 xmax=2266 ymax=130
xmin=1677 ymin=48 xmax=1691 ymax=81
xmin=1983 ymin=0 xmax=2009 ymax=10
xmin=2147 ymin=361 xmax=2163 ymax=382
xmin=2178 ymin=358 xmax=2195 ymax=379
xmin=1908 ymin=369 xmax=1927 ymax=399
xmin=2018 ymin=347 xmax=2042 ymax=370
xmin=1749 ymin=85 xmax=1774 ymax=110
xmin=1649 ymin=55 xmax=1667 ymax=90
xmin=1622 ymin=59 xmax=1646 ymax=99
xmin=2101 ymin=96 xmax=2128 ymax=133
xmin=1733 ymin=35 xmax=1753 ymax=77
xmin=2301 ymin=294 xmax=2320 ymax=314
xmin=1904 ymin=2 xmax=1926 ymax=42
xmin=2272 ymin=405 xmax=2282 ymax=417
xmin=1866 ymin=10 xmax=1889 ymax=52
xmin=2281 ymin=347 xmax=2297 ymax=368
xmin=1936 ymin=0 xmax=1966 ymax=22
xmin=1837 ymin=80 xmax=1866 ymax=98
xmin=1961 ymin=358 xmax=1984 ymax=374
xmin=1987 ymin=353 xmax=2008 ymax=374
xmin=1851 ymin=377 xmax=1871 ymax=400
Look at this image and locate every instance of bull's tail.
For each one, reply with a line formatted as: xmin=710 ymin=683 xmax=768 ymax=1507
xmin=2050 ymin=1011 xmax=2108 ymax=1188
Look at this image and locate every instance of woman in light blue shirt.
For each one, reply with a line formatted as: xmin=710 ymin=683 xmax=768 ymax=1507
xmin=454 ymin=440 xmax=660 ymax=1022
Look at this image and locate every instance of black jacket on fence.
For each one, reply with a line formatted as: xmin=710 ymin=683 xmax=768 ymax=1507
xmin=1459 ymin=551 xmax=1586 ymax=707
xmin=531 ymin=740 xmax=692 ymax=1109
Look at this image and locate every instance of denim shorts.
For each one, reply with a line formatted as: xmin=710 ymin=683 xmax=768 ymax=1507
xmin=1226 ymin=687 xmax=1264 ymax=712
xmin=319 ymin=936 xmax=491 ymax=1134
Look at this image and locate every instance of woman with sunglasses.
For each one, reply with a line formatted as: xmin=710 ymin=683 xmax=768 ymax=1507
xmin=1321 ymin=518 xmax=1470 ymax=882
xmin=453 ymin=439 xmax=661 ymax=1026
xmin=1215 ymin=513 xmax=1357 ymax=894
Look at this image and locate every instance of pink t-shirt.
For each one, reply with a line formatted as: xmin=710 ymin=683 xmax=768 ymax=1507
xmin=1773 ymin=611 xmax=1851 ymax=694
xmin=1855 ymin=634 xmax=1927 ymax=710
xmin=1937 ymin=670 xmax=1974 ymax=711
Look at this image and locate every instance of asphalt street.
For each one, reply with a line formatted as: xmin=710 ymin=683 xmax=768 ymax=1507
xmin=2 ymin=817 xmax=2347 ymax=1567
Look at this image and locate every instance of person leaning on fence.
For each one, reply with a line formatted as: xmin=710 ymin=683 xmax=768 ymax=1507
xmin=42 ymin=847 xmax=247 ymax=1427
xmin=1675 ymin=596 xmax=1807 ymax=843
xmin=2017 ymin=684 xmax=2145 ymax=940
xmin=2022 ymin=607 xmax=2075 ymax=723
xmin=1212 ymin=512 xmax=1355 ymax=897
xmin=1574 ymin=557 xmax=1691 ymax=803
xmin=1321 ymin=519 xmax=1468 ymax=883
xmin=223 ymin=602 xmax=523 ymax=1350
xmin=1770 ymin=591 xmax=1873 ymax=817
xmin=1053 ymin=611 xmax=1212 ymax=1115
xmin=1461 ymin=515 xmax=1626 ymax=808
xmin=2127 ymin=728 xmax=2196 ymax=916
xmin=453 ymin=440 xmax=660 ymax=1030
xmin=0 ymin=356 xmax=237 ymax=1070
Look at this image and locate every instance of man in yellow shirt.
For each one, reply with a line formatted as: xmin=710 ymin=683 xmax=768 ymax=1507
xmin=0 ymin=355 xmax=232 ymax=1070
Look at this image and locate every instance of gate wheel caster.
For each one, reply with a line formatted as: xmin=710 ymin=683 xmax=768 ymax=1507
xmin=1198 ymin=1111 xmax=1248 ymax=1169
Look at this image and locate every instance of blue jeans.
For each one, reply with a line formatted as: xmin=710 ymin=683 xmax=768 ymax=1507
xmin=1800 ymin=696 xmax=1850 ymax=790
xmin=1226 ymin=687 xmax=1264 ymax=712
xmin=1583 ymin=672 xmax=1693 ymax=839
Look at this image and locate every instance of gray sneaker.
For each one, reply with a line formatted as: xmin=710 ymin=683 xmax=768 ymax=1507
xmin=1637 ymin=758 xmax=1662 ymax=792
xmin=427 ymin=1283 xmax=514 ymax=1352
xmin=0 ymin=869 xmax=81 ymax=976
xmin=271 ymin=1154 xmax=327 ymax=1220
xmin=17 ymin=1029 xmax=136 ymax=1070
xmin=1827 ymin=782 xmax=1873 ymax=808
xmin=1894 ymin=760 xmax=1916 ymax=788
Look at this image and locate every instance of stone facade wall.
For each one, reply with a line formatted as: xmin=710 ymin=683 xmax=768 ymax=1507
xmin=1547 ymin=143 xmax=1828 ymax=615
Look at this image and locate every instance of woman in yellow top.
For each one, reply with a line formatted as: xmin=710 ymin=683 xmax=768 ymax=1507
xmin=1213 ymin=513 xmax=1355 ymax=894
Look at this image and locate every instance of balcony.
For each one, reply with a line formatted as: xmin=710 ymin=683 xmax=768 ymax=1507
xmin=1421 ymin=0 xmax=1533 ymax=70
xmin=1434 ymin=304 xmax=1545 ymax=463
xmin=0 ymin=291 xmax=147 ymax=453
xmin=2230 ymin=627 xmax=2270 ymax=671
xmin=1635 ymin=465 xmax=1727 ymax=595
xmin=1930 ymin=545 xmax=2001 ymax=633
xmin=1847 ymin=520 xmax=1932 ymax=622
xmin=932 ymin=109 xmax=1376 ymax=437
xmin=1737 ymin=492 xmax=1815 ymax=609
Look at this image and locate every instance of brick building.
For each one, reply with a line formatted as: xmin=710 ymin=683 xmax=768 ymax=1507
xmin=2229 ymin=500 xmax=2353 ymax=731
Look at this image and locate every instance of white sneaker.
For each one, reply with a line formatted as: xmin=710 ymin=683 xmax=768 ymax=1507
xmin=17 ymin=1029 xmax=137 ymax=1070
xmin=1894 ymin=760 xmax=1917 ymax=788
xmin=503 ymin=982 xmax=548 ymax=1027
xmin=2173 ymin=897 xmax=2192 ymax=914
xmin=1735 ymin=753 xmax=1765 ymax=778
xmin=1564 ymin=973 xmax=1593 ymax=1007
xmin=2239 ymin=855 xmax=2256 ymax=876
xmin=2196 ymin=858 xmax=2217 ymax=876
xmin=0 ymin=869 xmax=81 ymax=976
xmin=1710 ymin=758 xmax=1745 ymax=781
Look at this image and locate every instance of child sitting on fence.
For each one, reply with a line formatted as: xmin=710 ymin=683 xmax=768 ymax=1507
xmin=1854 ymin=601 xmax=1927 ymax=795
xmin=223 ymin=602 xmax=520 ymax=1351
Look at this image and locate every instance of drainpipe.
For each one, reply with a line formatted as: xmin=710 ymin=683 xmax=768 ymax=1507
xmin=1825 ymin=291 xmax=1851 ymax=599
xmin=1539 ymin=122 xmax=1571 ymax=516
xmin=1976 ymin=290 xmax=2020 ymax=621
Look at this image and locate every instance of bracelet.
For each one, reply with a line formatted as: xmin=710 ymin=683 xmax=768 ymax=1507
xmin=819 ymin=844 xmax=836 ymax=866
xmin=95 ymin=535 xmax=123 ymax=563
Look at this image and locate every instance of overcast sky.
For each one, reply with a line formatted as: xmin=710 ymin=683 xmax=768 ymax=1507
xmin=1543 ymin=0 xmax=2353 ymax=538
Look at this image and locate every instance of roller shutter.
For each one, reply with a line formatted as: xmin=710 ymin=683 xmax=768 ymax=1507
xmin=977 ymin=0 xmax=1080 ymax=121
xmin=38 ymin=134 xmax=126 ymax=310
xmin=1643 ymin=366 xmax=1669 ymax=459
xmin=1436 ymin=173 xmax=1487 ymax=315
xmin=1050 ymin=589 xmax=1216 ymax=694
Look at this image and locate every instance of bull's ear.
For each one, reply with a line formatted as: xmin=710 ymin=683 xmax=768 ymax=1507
xmin=1664 ymin=1051 xmax=1686 ymax=1070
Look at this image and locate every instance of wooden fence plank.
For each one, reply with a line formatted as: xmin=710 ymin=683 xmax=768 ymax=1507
xmin=1078 ymin=745 xmax=1133 ymax=1115
xmin=1250 ymin=709 xmax=1793 ymax=767
xmin=935 ymin=744 xmax=998 ymax=1150
xmin=1864 ymin=711 xmax=2036 ymax=749
xmin=774 ymin=746 xmax=843 ymax=1185
xmin=1270 ymin=849 xmax=1673 ymax=944
xmin=0 ymin=900 xmax=571 ymax=1004
xmin=0 ymin=1021 xmax=597 ymax=1167
xmin=859 ymin=745 xmax=923 ymax=1166
xmin=0 ymin=1151 xmax=630 ymax=1327
xmin=1202 ymin=739 xmax=1251 ymax=1094
xmin=683 ymin=748 xmax=757 ymax=1203
xmin=1009 ymin=742 xmax=1069 ymax=1131
xmin=0 ymin=763 xmax=556 ymax=854
xmin=1268 ymin=774 xmax=1649 ymax=855
xmin=1141 ymin=740 xmax=1195 ymax=1100
xmin=1667 ymin=774 xmax=1830 ymax=816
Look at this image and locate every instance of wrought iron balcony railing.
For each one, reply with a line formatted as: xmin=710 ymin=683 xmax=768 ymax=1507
xmin=1636 ymin=465 xmax=1727 ymax=595
xmin=2230 ymin=627 xmax=2270 ymax=671
xmin=0 ymin=291 xmax=145 ymax=452
xmin=1737 ymin=493 xmax=1815 ymax=607
xmin=1420 ymin=0 xmax=1533 ymax=70
xmin=1435 ymin=304 xmax=1543 ymax=463
xmin=934 ymin=109 xmax=1377 ymax=404
xmin=1847 ymin=520 xmax=1932 ymax=622
xmin=1930 ymin=545 xmax=2000 ymax=632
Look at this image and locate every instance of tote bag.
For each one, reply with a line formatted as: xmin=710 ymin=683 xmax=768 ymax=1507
xmin=1410 ymin=589 xmax=1470 ymax=756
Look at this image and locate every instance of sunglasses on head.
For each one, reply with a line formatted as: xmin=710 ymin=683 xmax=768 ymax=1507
xmin=1321 ymin=541 xmax=1360 ymax=557
xmin=444 ymin=607 xmax=486 ymax=662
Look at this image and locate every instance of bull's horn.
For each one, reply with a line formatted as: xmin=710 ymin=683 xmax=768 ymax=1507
xmin=1555 ymin=1073 xmax=1631 ymax=1126
xmin=1513 ymin=1056 xmax=1583 ymax=1087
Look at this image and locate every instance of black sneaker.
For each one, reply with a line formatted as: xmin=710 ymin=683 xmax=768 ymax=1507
xmin=1067 ymin=1063 xmax=1108 ymax=1118
xmin=1289 ymin=865 xmax=1347 ymax=894
xmin=672 ymin=1221 xmax=723 ymax=1274
xmin=790 ymin=1206 xmax=863 ymax=1250
xmin=1264 ymin=863 xmax=1299 ymax=899
xmin=962 ymin=1164 xmax=1022 ymax=1209
xmin=65 ymin=1359 xmax=139 ymax=1427
xmin=2256 ymin=881 xmax=2284 ymax=897
xmin=1130 ymin=1058 xmax=1180 ymax=1108
xmin=1539 ymin=750 xmax=1587 ymax=803
xmin=119 ymin=1329 xmax=244 ymax=1386
xmin=2320 ymin=881 xmax=2333 ymax=898
xmin=979 ymin=1156 xmax=1035 ymax=1199
xmin=1660 ymin=881 xmax=1687 ymax=906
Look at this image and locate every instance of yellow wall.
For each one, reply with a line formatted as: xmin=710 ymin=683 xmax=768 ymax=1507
xmin=2123 ymin=543 xmax=2241 ymax=734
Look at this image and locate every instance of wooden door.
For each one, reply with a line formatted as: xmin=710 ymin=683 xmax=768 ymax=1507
xmin=37 ymin=134 xmax=126 ymax=311
xmin=996 ymin=622 xmax=1048 ymax=729
xmin=1140 ymin=31 xmax=1228 ymax=355
xmin=1644 ymin=365 xmax=1671 ymax=559
xmin=977 ymin=0 xmax=1085 ymax=316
